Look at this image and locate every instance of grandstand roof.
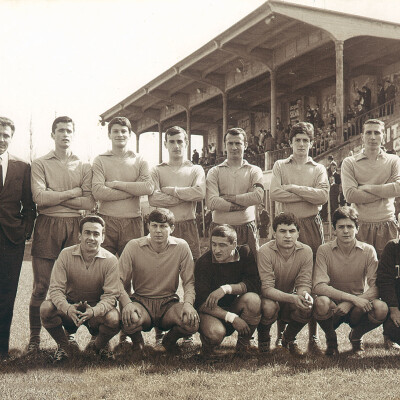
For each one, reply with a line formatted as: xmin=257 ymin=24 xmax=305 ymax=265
xmin=100 ymin=0 xmax=400 ymax=136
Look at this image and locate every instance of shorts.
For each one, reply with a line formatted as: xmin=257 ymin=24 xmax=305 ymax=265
xmin=298 ymin=214 xmax=324 ymax=260
xmin=210 ymin=220 xmax=259 ymax=260
xmin=31 ymin=215 xmax=80 ymax=259
xmin=130 ymin=293 xmax=179 ymax=330
xmin=173 ymin=219 xmax=200 ymax=260
xmin=357 ymin=219 xmax=399 ymax=258
xmin=99 ymin=214 xmax=144 ymax=256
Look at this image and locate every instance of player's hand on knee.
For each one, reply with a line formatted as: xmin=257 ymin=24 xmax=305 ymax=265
xmin=292 ymin=294 xmax=311 ymax=311
xmin=122 ymin=303 xmax=141 ymax=327
xmin=353 ymin=297 xmax=373 ymax=312
xmin=181 ymin=302 xmax=199 ymax=327
xmin=205 ymin=288 xmax=225 ymax=309
xmin=334 ymin=301 xmax=352 ymax=316
xmin=299 ymin=291 xmax=313 ymax=309
xmin=232 ymin=317 xmax=250 ymax=336
xmin=77 ymin=301 xmax=95 ymax=326
xmin=67 ymin=303 xmax=84 ymax=326
xmin=390 ymin=308 xmax=400 ymax=328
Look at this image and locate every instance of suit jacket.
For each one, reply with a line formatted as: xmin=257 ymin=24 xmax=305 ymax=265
xmin=0 ymin=154 xmax=36 ymax=244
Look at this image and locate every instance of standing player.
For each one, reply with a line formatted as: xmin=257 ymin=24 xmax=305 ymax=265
xmin=148 ymin=126 xmax=205 ymax=347
xmin=195 ymin=225 xmax=261 ymax=356
xmin=0 ymin=117 xmax=36 ymax=360
xmin=313 ymin=206 xmax=388 ymax=356
xmin=341 ymin=119 xmax=400 ymax=259
xmin=118 ymin=208 xmax=199 ymax=355
xmin=206 ymin=127 xmax=264 ymax=259
xmin=40 ymin=215 xmax=120 ymax=361
xmin=257 ymin=213 xmax=314 ymax=355
xmin=341 ymin=119 xmax=400 ymax=349
xmin=92 ymin=116 xmax=154 ymax=256
xmin=29 ymin=116 xmax=95 ymax=353
xmin=270 ymin=121 xmax=329 ymax=352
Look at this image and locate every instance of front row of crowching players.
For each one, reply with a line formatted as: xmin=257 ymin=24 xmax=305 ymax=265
xmin=38 ymin=205 xmax=397 ymax=361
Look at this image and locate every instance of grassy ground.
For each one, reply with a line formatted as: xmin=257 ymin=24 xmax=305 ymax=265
xmin=2 ymin=241 xmax=400 ymax=400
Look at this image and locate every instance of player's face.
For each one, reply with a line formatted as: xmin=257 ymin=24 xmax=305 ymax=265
xmin=362 ymin=123 xmax=384 ymax=151
xmin=51 ymin=122 xmax=74 ymax=150
xmin=225 ymin=133 xmax=247 ymax=161
xmin=108 ymin=124 xmax=131 ymax=148
xmin=211 ymin=236 xmax=236 ymax=263
xmin=334 ymin=217 xmax=358 ymax=245
xmin=0 ymin=125 xmax=13 ymax=155
xmin=164 ymin=132 xmax=187 ymax=159
xmin=290 ymin=133 xmax=313 ymax=157
xmin=79 ymin=222 xmax=104 ymax=253
xmin=274 ymin=223 xmax=299 ymax=249
xmin=148 ymin=221 xmax=174 ymax=245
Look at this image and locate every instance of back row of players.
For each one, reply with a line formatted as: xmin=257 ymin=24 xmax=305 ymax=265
xmin=1 ymin=115 xmax=399 ymax=361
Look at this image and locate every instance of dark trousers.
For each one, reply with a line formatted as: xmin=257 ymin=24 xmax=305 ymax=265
xmin=0 ymin=227 xmax=25 ymax=355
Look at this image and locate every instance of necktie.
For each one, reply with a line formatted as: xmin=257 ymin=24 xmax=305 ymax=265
xmin=0 ymin=157 xmax=3 ymax=190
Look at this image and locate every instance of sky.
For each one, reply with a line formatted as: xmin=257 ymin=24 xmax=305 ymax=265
xmin=1 ymin=0 xmax=400 ymax=165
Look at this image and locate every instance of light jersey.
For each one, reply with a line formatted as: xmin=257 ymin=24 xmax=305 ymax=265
xmin=92 ymin=151 xmax=153 ymax=218
xmin=48 ymin=244 xmax=119 ymax=317
xmin=206 ymin=159 xmax=264 ymax=225
xmin=31 ymin=151 xmax=93 ymax=217
xmin=341 ymin=150 xmax=400 ymax=222
xmin=118 ymin=235 xmax=195 ymax=307
xmin=148 ymin=161 xmax=205 ymax=222
xmin=257 ymin=240 xmax=313 ymax=295
xmin=270 ymin=155 xmax=329 ymax=219
xmin=313 ymin=239 xmax=378 ymax=298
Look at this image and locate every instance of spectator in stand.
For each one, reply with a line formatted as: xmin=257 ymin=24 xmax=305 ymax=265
xmin=313 ymin=105 xmax=324 ymax=129
xmin=378 ymin=83 xmax=386 ymax=117
xmin=192 ymin=149 xmax=200 ymax=165
xmin=208 ymin=143 xmax=216 ymax=165
xmin=357 ymin=85 xmax=372 ymax=112
xmin=329 ymin=175 xmax=340 ymax=219
xmin=264 ymin=131 xmax=275 ymax=152
xmin=385 ymin=80 xmax=396 ymax=115
xmin=306 ymin=105 xmax=314 ymax=125
xmin=258 ymin=130 xmax=266 ymax=149
xmin=276 ymin=117 xmax=284 ymax=146
xmin=329 ymin=114 xmax=336 ymax=128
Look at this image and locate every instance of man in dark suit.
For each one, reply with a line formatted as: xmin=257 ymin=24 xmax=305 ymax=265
xmin=0 ymin=116 xmax=36 ymax=360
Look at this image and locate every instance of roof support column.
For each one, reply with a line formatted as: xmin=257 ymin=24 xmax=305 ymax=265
xmin=335 ymin=40 xmax=344 ymax=143
xmin=186 ymin=108 xmax=191 ymax=160
xmin=270 ymin=70 xmax=277 ymax=140
xmin=221 ymin=92 xmax=228 ymax=153
xmin=136 ymin=133 xmax=140 ymax=153
xmin=158 ymin=122 xmax=163 ymax=163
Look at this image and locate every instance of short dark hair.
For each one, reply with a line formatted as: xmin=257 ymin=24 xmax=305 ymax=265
xmin=211 ymin=224 xmax=237 ymax=244
xmin=52 ymin=116 xmax=75 ymax=133
xmin=289 ymin=122 xmax=314 ymax=142
xmin=0 ymin=117 xmax=15 ymax=135
xmin=272 ymin=212 xmax=300 ymax=232
xmin=165 ymin=126 xmax=188 ymax=143
xmin=363 ymin=119 xmax=385 ymax=132
xmin=148 ymin=208 xmax=175 ymax=227
xmin=332 ymin=206 xmax=359 ymax=229
xmin=108 ymin=117 xmax=132 ymax=134
xmin=224 ymin=127 xmax=248 ymax=143
xmin=79 ymin=215 xmax=105 ymax=233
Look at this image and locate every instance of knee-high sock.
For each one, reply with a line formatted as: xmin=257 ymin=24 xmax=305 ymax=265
xmin=317 ymin=317 xmax=337 ymax=344
xmin=283 ymin=320 xmax=306 ymax=343
xmin=258 ymin=323 xmax=272 ymax=343
xmin=351 ymin=314 xmax=381 ymax=341
xmin=29 ymin=305 xmax=42 ymax=343
xmin=46 ymin=326 xmax=69 ymax=348
xmin=95 ymin=324 xmax=119 ymax=350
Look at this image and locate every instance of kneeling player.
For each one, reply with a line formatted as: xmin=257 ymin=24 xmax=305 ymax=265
xmin=313 ymin=206 xmax=388 ymax=356
xmin=258 ymin=213 xmax=314 ymax=355
xmin=40 ymin=215 xmax=120 ymax=362
xmin=195 ymin=225 xmax=261 ymax=356
xmin=119 ymin=208 xmax=199 ymax=355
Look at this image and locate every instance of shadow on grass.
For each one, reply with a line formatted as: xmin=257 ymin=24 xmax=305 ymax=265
xmin=2 ymin=343 xmax=400 ymax=375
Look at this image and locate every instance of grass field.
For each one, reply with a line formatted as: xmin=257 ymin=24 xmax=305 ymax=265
xmin=2 ymin=243 xmax=400 ymax=400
